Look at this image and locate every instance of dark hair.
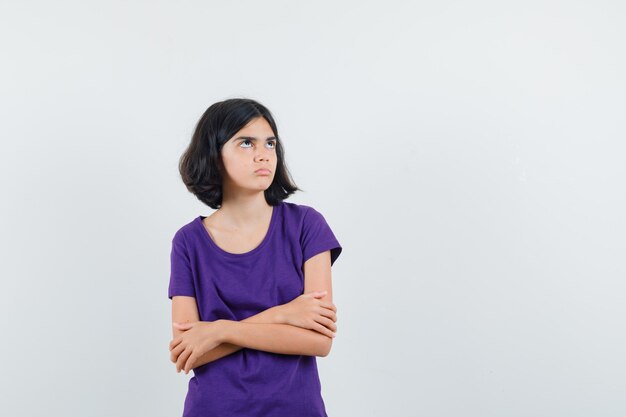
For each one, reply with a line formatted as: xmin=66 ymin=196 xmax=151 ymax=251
xmin=179 ymin=98 xmax=301 ymax=209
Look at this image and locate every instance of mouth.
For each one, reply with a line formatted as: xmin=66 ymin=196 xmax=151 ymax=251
xmin=255 ymin=169 xmax=271 ymax=175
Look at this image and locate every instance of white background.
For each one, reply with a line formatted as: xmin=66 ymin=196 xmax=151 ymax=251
xmin=1 ymin=1 xmax=625 ymax=416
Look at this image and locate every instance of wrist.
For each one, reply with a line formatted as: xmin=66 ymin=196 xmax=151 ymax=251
xmin=271 ymin=306 xmax=285 ymax=324
xmin=217 ymin=319 xmax=234 ymax=344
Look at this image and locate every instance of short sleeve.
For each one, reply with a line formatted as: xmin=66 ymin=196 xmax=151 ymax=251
xmin=301 ymin=207 xmax=343 ymax=267
xmin=168 ymin=229 xmax=196 ymax=299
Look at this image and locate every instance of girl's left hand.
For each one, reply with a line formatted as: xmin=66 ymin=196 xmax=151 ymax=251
xmin=169 ymin=320 xmax=225 ymax=374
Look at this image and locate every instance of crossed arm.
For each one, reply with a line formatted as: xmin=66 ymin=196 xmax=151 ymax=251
xmin=171 ymin=301 xmax=332 ymax=369
xmin=170 ymin=250 xmax=335 ymax=368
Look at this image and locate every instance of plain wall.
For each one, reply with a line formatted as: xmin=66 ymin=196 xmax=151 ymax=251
xmin=1 ymin=1 xmax=624 ymax=416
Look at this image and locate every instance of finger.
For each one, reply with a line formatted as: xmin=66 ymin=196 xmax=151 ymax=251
xmin=319 ymin=306 xmax=337 ymax=322
xmin=184 ymin=353 xmax=195 ymax=374
xmin=318 ymin=307 xmax=337 ymax=323
xmin=173 ymin=322 xmax=193 ymax=330
xmin=318 ymin=316 xmax=337 ymax=332
xmin=312 ymin=291 xmax=327 ymax=298
xmin=320 ymin=302 xmax=336 ymax=312
xmin=319 ymin=301 xmax=337 ymax=313
xmin=169 ymin=336 xmax=183 ymax=351
xmin=170 ymin=342 xmax=187 ymax=363
xmin=171 ymin=341 xmax=188 ymax=363
xmin=315 ymin=322 xmax=336 ymax=338
xmin=316 ymin=316 xmax=337 ymax=333
xmin=177 ymin=346 xmax=193 ymax=373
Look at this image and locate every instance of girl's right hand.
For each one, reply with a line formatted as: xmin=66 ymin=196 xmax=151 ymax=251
xmin=277 ymin=291 xmax=338 ymax=338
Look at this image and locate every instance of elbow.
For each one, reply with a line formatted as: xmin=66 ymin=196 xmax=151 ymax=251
xmin=318 ymin=336 xmax=333 ymax=357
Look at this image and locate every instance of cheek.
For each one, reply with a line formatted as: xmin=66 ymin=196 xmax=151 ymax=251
xmin=222 ymin=155 xmax=251 ymax=178
xmin=221 ymin=150 xmax=244 ymax=167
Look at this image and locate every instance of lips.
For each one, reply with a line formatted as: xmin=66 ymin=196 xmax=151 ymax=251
xmin=255 ymin=169 xmax=271 ymax=175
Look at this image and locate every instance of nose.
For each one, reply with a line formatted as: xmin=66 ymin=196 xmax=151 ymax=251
xmin=255 ymin=147 xmax=271 ymax=162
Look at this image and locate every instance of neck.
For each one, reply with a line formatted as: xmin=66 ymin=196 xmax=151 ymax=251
xmin=217 ymin=191 xmax=273 ymax=230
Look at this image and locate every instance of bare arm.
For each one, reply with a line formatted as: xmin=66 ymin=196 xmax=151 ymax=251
xmin=219 ymin=320 xmax=333 ymax=357
xmin=215 ymin=250 xmax=336 ymax=358
xmin=189 ymin=306 xmax=285 ymax=367
xmin=171 ymin=250 xmax=336 ymax=367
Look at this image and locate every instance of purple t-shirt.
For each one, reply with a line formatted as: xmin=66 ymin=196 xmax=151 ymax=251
xmin=168 ymin=200 xmax=342 ymax=417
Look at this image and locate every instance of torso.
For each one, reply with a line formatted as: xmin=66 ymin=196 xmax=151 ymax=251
xmin=201 ymin=210 xmax=273 ymax=254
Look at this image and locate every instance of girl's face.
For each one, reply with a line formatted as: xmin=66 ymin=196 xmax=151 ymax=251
xmin=220 ymin=117 xmax=278 ymax=194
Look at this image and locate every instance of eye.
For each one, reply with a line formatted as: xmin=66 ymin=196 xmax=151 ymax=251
xmin=239 ymin=140 xmax=276 ymax=149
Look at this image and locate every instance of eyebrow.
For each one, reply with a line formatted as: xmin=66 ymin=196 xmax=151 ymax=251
xmin=234 ymin=136 xmax=277 ymax=141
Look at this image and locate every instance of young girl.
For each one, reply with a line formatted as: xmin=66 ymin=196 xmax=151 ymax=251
xmin=167 ymin=98 xmax=343 ymax=417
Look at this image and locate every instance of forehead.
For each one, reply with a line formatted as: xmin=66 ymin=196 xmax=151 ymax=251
xmin=236 ymin=117 xmax=273 ymax=135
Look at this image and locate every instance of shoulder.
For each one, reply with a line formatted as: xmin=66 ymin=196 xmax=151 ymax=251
xmin=281 ymin=201 xmax=335 ymax=240
xmin=284 ymin=201 xmax=342 ymax=266
xmin=280 ymin=201 xmax=323 ymax=223
xmin=171 ymin=217 xmax=200 ymax=246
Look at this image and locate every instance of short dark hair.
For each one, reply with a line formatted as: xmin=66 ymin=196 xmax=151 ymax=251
xmin=179 ymin=98 xmax=301 ymax=209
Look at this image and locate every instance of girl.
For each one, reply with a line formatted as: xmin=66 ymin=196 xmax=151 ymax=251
xmin=167 ymin=98 xmax=343 ymax=417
